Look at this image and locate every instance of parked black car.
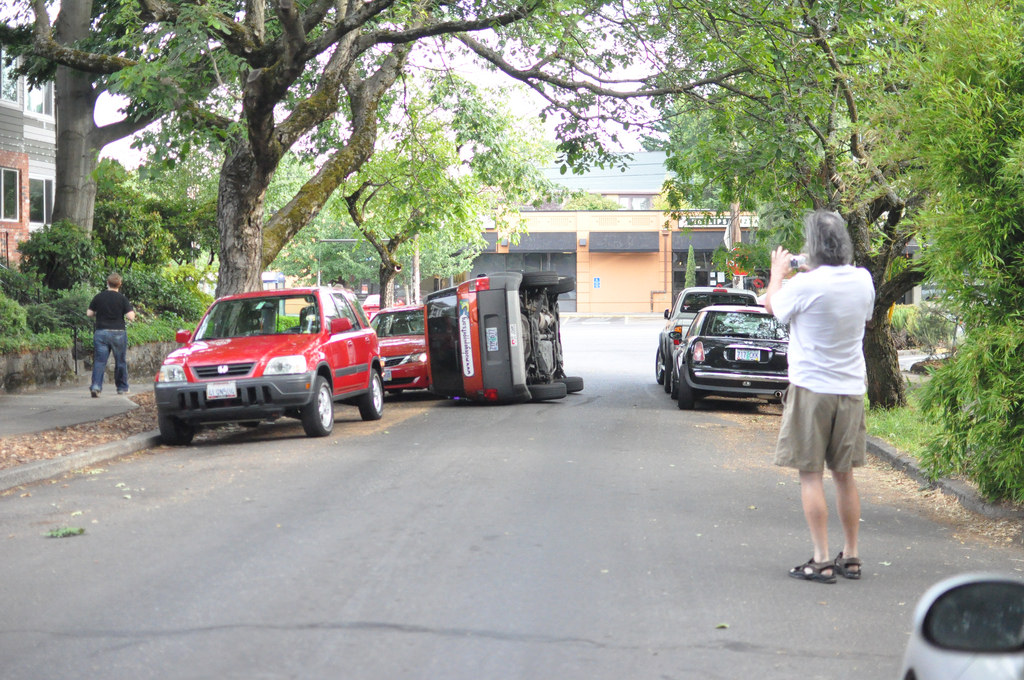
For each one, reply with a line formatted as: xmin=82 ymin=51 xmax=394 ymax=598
xmin=656 ymin=286 xmax=758 ymax=392
xmin=669 ymin=304 xmax=789 ymax=409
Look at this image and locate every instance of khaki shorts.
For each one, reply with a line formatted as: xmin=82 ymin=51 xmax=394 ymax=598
xmin=774 ymin=385 xmax=867 ymax=472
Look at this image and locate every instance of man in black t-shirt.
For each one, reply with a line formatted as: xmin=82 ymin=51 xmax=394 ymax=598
xmin=87 ymin=273 xmax=137 ymax=397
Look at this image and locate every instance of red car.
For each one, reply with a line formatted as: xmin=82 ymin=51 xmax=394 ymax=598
xmin=370 ymin=304 xmax=429 ymax=394
xmin=154 ymin=287 xmax=384 ymax=445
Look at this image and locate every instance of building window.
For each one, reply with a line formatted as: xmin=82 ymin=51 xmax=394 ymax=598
xmin=30 ymin=177 xmax=53 ymax=225
xmin=1 ymin=168 xmax=19 ymax=221
xmin=1 ymin=49 xmax=17 ymax=103
xmin=25 ymin=81 xmax=53 ymax=116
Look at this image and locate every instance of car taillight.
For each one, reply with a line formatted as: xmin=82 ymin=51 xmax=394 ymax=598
xmin=692 ymin=341 xmax=705 ymax=362
xmin=672 ymin=326 xmax=683 ymax=345
xmin=468 ymin=277 xmax=490 ymax=292
xmin=481 ymin=388 xmax=499 ymax=401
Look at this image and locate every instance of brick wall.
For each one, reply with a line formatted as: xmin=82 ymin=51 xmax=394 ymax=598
xmin=0 ymin=149 xmax=30 ymax=267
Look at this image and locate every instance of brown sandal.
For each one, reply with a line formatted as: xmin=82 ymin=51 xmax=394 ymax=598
xmin=834 ymin=551 xmax=862 ymax=580
xmin=789 ymin=558 xmax=836 ymax=584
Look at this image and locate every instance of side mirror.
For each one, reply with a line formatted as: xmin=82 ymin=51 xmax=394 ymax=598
xmin=175 ymin=329 xmax=192 ymax=343
xmin=923 ymin=579 xmax=1024 ymax=652
xmin=663 ymin=309 xmax=670 ymax=319
xmin=668 ymin=330 xmax=682 ymax=342
xmin=330 ymin=317 xmax=353 ymax=334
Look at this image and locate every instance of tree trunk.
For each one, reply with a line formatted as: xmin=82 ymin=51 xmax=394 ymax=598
xmin=50 ymin=3 xmax=99 ymax=233
xmin=214 ymin=142 xmax=272 ymax=297
xmin=379 ymin=259 xmax=399 ymax=309
xmin=864 ymin=313 xmax=906 ymax=410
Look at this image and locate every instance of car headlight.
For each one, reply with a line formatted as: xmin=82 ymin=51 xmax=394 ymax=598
xmin=157 ymin=364 xmax=187 ymax=383
xmin=264 ymin=355 xmax=308 ymax=375
xmin=412 ymin=352 xmax=427 ymax=363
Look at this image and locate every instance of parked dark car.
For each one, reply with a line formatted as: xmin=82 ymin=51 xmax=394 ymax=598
xmin=669 ymin=304 xmax=788 ymax=409
xmin=656 ymin=286 xmax=759 ymax=391
xmin=425 ymin=271 xmax=583 ymax=403
xmin=370 ymin=304 xmax=428 ymax=394
xmin=900 ymin=573 xmax=1024 ymax=680
xmin=154 ymin=287 xmax=384 ymax=444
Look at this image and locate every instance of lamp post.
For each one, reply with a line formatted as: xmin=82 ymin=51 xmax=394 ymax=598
xmin=316 ymin=238 xmax=357 ymax=287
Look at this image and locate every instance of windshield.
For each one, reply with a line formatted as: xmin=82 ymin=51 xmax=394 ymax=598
xmin=371 ymin=309 xmax=424 ymax=337
xmin=195 ymin=295 xmax=321 ymax=340
xmin=680 ymin=291 xmax=755 ymax=314
xmin=705 ymin=311 xmax=788 ymax=340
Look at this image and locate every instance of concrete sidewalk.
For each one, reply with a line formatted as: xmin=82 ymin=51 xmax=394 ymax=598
xmin=0 ymin=384 xmax=161 ymax=493
xmin=0 ymin=384 xmax=140 ymax=438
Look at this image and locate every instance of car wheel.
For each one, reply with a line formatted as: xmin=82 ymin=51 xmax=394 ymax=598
xmin=558 ymin=375 xmax=584 ymax=393
xmin=521 ymin=271 xmax=560 ymax=289
xmin=301 ymin=376 xmax=335 ymax=437
xmin=528 ymin=381 xmax=568 ymax=401
xmin=357 ymin=371 xmax=385 ymax=421
xmin=677 ymin=374 xmax=696 ymax=410
xmin=158 ymin=413 xmax=196 ymax=446
xmin=655 ymin=348 xmax=665 ymax=385
xmin=669 ymin=366 xmax=679 ymax=399
xmin=552 ymin=275 xmax=576 ymax=295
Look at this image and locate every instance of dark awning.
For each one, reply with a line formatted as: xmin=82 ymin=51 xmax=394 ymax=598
xmin=509 ymin=232 xmax=577 ymax=252
xmin=672 ymin=231 xmax=725 ymax=251
xmin=589 ymin=231 xmax=660 ymax=253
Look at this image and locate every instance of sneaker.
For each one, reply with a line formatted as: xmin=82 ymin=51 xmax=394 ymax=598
xmin=117 ymin=389 xmax=130 ymax=395
xmin=90 ymin=389 xmax=99 ymax=398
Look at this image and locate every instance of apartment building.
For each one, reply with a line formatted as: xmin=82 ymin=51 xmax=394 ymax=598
xmin=0 ymin=46 xmax=56 ymax=267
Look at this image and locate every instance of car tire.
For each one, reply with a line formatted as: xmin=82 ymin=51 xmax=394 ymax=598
xmin=301 ymin=376 xmax=335 ymax=437
xmin=655 ymin=348 xmax=665 ymax=385
xmin=669 ymin=366 xmax=679 ymax=399
xmin=677 ymin=374 xmax=696 ymax=410
xmin=558 ymin=375 xmax=584 ymax=393
xmin=521 ymin=271 xmax=560 ymax=289
xmin=158 ymin=413 xmax=196 ymax=446
xmin=552 ymin=275 xmax=576 ymax=295
xmin=528 ymin=381 xmax=568 ymax=401
xmin=357 ymin=370 xmax=385 ymax=421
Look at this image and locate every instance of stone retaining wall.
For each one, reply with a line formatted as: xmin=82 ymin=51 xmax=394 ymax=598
xmin=0 ymin=341 xmax=178 ymax=393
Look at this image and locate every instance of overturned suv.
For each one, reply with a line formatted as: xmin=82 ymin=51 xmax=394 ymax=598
xmin=154 ymin=287 xmax=384 ymax=445
xmin=425 ymin=271 xmax=583 ymax=403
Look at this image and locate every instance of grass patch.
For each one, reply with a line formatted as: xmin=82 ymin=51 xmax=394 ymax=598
xmin=45 ymin=527 xmax=85 ymax=538
xmin=866 ymin=385 xmax=930 ymax=461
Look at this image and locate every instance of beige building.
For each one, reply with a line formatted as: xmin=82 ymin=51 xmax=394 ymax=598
xmin=472 ymin=210 xmax=754 ymax=315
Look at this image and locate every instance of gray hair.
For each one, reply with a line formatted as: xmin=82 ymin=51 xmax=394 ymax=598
xmin=803 ymin=210 xmax=853 ymax=266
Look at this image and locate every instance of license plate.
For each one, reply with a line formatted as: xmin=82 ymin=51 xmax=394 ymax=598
xmin=382 ymin=369 xmax=393 ymax=381
xmin=735 ymin=348 xmax=761 ymax=362
xmin=206 ymin=380 xmax=237 ymax=400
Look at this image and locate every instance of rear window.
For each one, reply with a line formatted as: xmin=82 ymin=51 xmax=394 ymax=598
xmin=680 ymin=291 xmax=755 ymax=313
xmin=371 ymin=309 xmax=424 ymax=337
xmin=705 ymin=311 xmax=788 ymax=340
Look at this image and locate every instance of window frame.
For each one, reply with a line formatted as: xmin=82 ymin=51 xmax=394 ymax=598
xmin=1 ymin=167 xmax=20 ymax=222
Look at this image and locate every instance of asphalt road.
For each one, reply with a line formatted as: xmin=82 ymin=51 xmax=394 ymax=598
xmin=1 ymin=317 xmax=1020 ymax=680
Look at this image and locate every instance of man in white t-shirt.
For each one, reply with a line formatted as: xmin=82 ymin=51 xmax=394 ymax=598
xmin=764 ymin=210 xmax=875 ymax=584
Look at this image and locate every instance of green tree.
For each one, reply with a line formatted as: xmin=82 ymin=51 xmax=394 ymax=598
xmin=892 ymin=0 xmax=1024 ymax=502
xmin=93 ymin=160 xmax=174 ymax=268
xmin=563 ymin=193 xmax=620 ymax=211
xmin=652 ymin=0 xmax=926 ymax=408
xmin=0 ymin=2 xmax=179 ymax=232
xmin=18 ymin=1 xmax=762 ymax=300
xmin=684 ymin=244 xmax=696 ymax=288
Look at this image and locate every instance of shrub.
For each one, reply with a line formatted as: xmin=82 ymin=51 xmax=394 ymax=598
xmin=0 ymin=293 xmax=29 ymax=337
xmin=25 ymin=302 xmax=62 ymax=334
xmin=0 ymin=266 xmax=50 ymax=305
xmin=121 ymin=266 xmax=210 ymax=320
xmin=918 ymin=322 xmax=1024 ymax=503
xmin=911 ymin=302 xmax=961 ymax=356
xmin=18 ymin=221 xmax=100 ymax=290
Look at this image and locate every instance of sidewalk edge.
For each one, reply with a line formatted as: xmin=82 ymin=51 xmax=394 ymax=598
xmin=0 ymin=431 xmax=162 ymax=493
xmin=867 ymin=436 xmax=1024 ymax=526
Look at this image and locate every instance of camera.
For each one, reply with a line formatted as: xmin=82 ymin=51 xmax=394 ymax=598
xmin=789 ymin=255 xmax=807 ymax=269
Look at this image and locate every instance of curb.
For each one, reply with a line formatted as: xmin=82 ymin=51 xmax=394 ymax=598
xmin=867 ymin=436 xmax=1024 ymax=539
xmin=0 ymin=430 xmax=162 ymax=493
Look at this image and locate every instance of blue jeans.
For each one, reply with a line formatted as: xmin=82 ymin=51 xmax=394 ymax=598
xmin=91 ymin=329 xmax=129 ymax=393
